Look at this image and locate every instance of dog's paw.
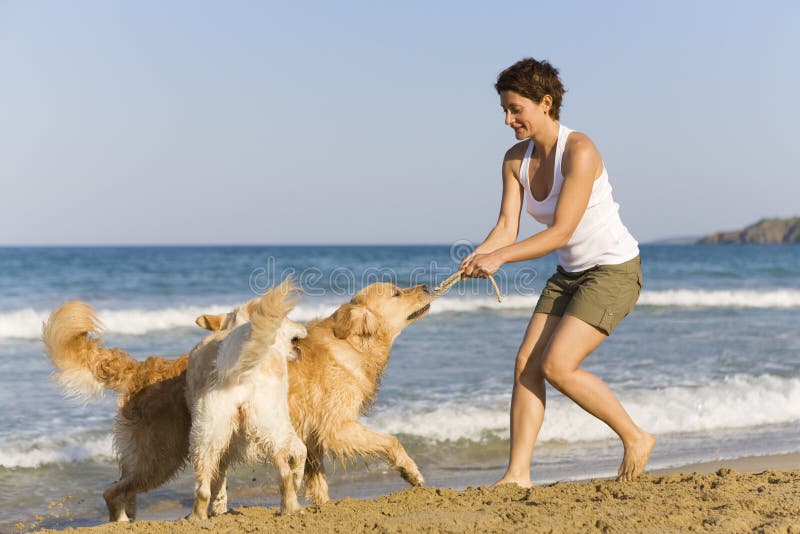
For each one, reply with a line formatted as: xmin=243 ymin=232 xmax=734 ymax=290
xmin=400 ymin=466 xmax=424 ymax=486
xmin=209 ymin=504 xmax=227 ymax=517
xmin=185 ymin=511 xmax=208 ymax=523
xmin=307 ymin=492 xmax=330 ymax=506
xmin=281 ymin=499 xmax=303 ymax=515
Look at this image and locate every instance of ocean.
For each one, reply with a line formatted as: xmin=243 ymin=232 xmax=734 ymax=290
xmin=1 ymin=244 xmax=799 ymax=530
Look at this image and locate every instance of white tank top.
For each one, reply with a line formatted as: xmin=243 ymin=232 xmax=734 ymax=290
xmin=519 ymin=124 xmax=639 ymax=272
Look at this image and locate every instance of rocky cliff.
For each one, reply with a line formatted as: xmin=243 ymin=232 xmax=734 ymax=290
xmin=697 ymin=217 xmax=800 ymax=244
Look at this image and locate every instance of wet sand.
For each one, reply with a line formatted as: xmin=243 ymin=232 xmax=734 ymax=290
xmin=24 ymin=454 xmax=800 ymax=533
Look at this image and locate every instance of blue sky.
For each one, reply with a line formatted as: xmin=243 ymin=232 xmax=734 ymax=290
xmin=1 ymin=1 xmax=798 ymax=245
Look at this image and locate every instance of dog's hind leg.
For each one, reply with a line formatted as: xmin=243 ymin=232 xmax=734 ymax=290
xmin=273 ymin=445 xmax=304 ymax=514
xmin=208 ymin=461 xmax=229 ymax=518
xmin=189 ymin=414 xmax=234 ymax=521
xmin=190 ymin=453 xmax=217 ymax=521
xmin=288 ymin=434 xmax=307 ymax=493
xmin=103 ymin=477 xmax=135 ymax=522
xmin=124 ymin=494 xmax=136 ymax=521
xmin=303 ymin=439 xmax=329 ymax=505
xmin=325 ymin=421 xmax=424 ymax=487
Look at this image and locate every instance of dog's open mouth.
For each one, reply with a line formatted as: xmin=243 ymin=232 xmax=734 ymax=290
xmin=406 ymin=304 xmax=430 ymax=321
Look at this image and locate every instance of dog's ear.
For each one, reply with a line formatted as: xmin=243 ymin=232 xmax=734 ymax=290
xmin=333 ymin=304 xmax=379 ymax=339
xmin=195 ymin=314 xmax=224 ymax=331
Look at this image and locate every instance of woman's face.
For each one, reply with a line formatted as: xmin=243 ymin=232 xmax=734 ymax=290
xmin=500 ymin=90 xmax=550 ymax=140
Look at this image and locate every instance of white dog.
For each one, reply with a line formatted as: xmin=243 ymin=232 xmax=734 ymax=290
xmin=184 ymin=278 xmax=308 ymax=520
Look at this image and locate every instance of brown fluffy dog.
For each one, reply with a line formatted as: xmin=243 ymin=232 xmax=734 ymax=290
xmin=42 ymin=296 xmax=260 ymax=521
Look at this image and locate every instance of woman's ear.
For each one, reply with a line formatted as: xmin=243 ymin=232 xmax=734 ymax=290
xmin=540 ymin=94 xmax=553 ymax=113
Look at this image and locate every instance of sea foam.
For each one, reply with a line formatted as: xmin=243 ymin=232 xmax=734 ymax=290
xmin=638 ymin=289 xmax=800 ymax=308
xmin=0 ymin=304 xmax=338 ymax=340
xmin=366 ymin=374 xmax=800 ymax=443
xmin=0 ymin=434 xmax=113 ymax=469
xmin=3 ymin=289 xmax=800 ymax=340
xmin=2 ymin=374 xmax=798 ymax=468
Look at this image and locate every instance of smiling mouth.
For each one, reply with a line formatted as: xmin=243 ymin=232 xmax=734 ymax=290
xmin=406 ymin=304 xmax=430 ymax=321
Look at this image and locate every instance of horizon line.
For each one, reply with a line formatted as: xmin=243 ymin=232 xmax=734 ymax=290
xmin=0 ymin=239 xmax=705 ymax=248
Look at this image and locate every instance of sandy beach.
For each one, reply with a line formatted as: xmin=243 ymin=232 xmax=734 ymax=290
xmin=22 ymin=453 xmax=799 ymax=533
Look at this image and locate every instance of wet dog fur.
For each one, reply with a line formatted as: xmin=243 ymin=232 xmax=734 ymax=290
xmin=42 ymin=285 xmax=291 ymax=521
xmin=184 ymin=280 xmax=307 ymax=519
xmin=42 ymin=281 xmax=431 ymax=519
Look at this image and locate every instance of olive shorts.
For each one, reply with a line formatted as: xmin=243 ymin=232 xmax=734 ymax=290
xmin=534 ymin=256 xmax=643 ymax=335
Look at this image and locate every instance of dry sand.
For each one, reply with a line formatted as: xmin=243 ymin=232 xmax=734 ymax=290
xmin=26 ymin=455 xmax=800 ymax=533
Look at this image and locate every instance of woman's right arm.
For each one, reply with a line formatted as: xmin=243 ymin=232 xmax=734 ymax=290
xmin=460 ymin=147 xmax=524 ymax=269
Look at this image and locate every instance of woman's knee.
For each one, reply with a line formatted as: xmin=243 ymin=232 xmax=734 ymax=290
xmin=540 ymin=358 xmax=572 ymax=389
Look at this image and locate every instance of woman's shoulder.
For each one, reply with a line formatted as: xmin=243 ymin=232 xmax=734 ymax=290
xmin=503 ymin=140 xmax=530 ymax=163
xmin=563 ymin=130 xmax=603 ymax=175
xmin=564 ymin=130 xmax=600 ymax=156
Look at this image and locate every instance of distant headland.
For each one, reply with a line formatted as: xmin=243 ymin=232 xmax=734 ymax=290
xmin=697 ymin=217 xmax=800 ymax=244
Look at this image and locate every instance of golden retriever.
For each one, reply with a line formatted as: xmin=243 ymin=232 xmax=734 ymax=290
xmin=185 ymin=279 xmax=307 ymax=519
xmin=288 ymin=281 xmax=431 ymax=503
xmin=41 ymin=285 xmax=292 ymax=521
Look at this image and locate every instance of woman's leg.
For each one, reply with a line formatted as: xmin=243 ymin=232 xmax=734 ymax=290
xmin=495 ymin=312 xmax=561 ymax=487
xmin=540 ymin=314 xmax=655 ymax=481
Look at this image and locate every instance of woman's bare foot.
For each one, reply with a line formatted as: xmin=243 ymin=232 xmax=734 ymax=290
xmin=493 ymin=473 xmax=532 ymax=488
xmin=617 ymin=430 xmax=656 ymax=481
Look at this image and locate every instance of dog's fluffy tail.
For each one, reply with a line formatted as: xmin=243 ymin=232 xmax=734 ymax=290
xmin=215 ymin=278 xmax=298 ymax=382
xmin=42 ymin=300 xmax=188 ymax=400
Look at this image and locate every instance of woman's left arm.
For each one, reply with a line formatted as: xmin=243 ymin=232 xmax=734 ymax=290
xmin=463 ymin=134 xmax=602 ymax=277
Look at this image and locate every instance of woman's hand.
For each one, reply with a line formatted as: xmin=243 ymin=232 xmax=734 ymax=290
xmin=462 ymin=251 xmax=505 ymax=278
xmin=459 ymin=251 xmax=477 ymax=272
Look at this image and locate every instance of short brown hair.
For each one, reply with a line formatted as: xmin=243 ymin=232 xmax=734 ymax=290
xmin=495 ymin=58 xmax=566 ymax=120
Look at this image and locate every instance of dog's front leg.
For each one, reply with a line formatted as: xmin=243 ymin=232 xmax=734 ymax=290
xmin=304 ymin=439 xmax=330 ymax=505
xmin=325 ymin=421 xmax=424 ymax=487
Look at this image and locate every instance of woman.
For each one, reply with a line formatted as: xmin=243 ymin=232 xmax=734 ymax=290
xmin=461 ymin=58 xmax=655 ymax=486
